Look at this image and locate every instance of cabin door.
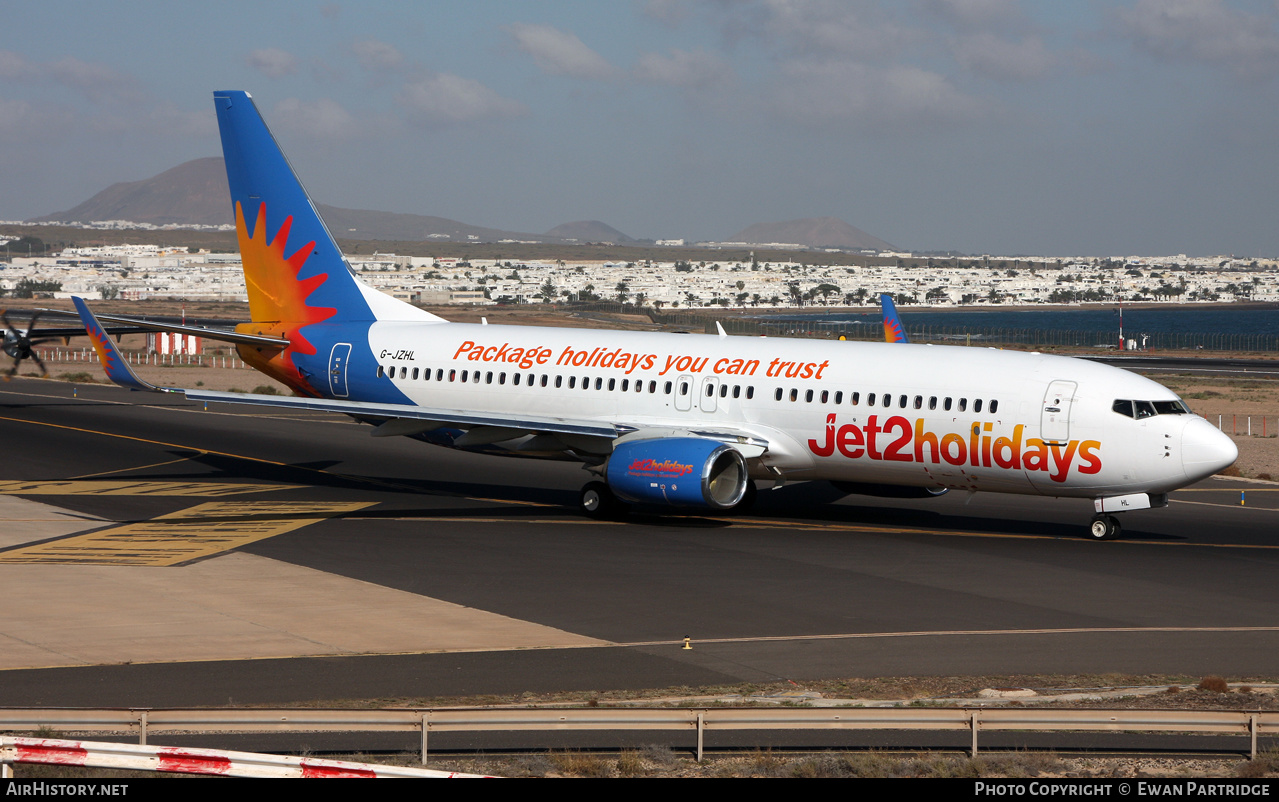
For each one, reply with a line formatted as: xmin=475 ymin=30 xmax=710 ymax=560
xmin=674 ymin=374 xmax=694 ymax=411
xmin=328 ymin=343 xmax=352 ymax=398
xmin=1040 ymin=380 xmax=1076 ymax=444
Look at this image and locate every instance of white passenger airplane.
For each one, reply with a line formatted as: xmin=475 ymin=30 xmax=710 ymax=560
xmin=72 ymin=91 xmax=1237 ymax=540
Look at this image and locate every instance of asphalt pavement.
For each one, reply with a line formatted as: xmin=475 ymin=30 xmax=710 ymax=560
xmin=1 ymin=377 xmax=1276 ymax=707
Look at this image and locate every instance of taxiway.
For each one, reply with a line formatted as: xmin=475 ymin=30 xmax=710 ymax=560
xmin=1 ymin=377 xmax=1276 ymax=707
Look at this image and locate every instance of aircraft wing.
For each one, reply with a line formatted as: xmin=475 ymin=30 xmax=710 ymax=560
xmin=38 ymin=307 xmax=287 ymax=348
xmin=181 ymin=387 xmax=621 ymax=439
xmin=69 ymin=296 xmax=779 ymax=455
xmin=6 ymin=320 xmax=151 ymax=340
xmin=174 ymin=390 xmax=770 ymax=456
xmin=71 ymin=296 xmax=620 ymax=440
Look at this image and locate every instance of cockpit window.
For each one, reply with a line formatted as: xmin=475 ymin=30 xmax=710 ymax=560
xmin=1153 ymin=400 xmax=1189 ymax=415
xmin=1114 ymin=398 xmax=1189 ymax=419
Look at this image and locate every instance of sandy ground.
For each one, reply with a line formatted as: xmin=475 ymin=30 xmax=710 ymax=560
xmin=40 ymin=358 xmax=290 ymax=394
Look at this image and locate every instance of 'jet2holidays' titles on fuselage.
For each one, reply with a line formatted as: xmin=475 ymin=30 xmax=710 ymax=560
xmin=441 ymin=335 xmax=1103 ymax=483
xmin=806 ymin=414 xmax=1102 ymax=483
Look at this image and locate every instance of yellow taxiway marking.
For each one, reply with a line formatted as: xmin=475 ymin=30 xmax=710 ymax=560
xmin=0 ymin=386 xmax=352 ymax=426
xmin=728 ymin=517 xmax=1279 ymax=549
xmin=468 ymin=496 xmax=559 ymax=508
xmin=72 ymin=456 xmax=198 ymax=480
xmin=0 ymin=501 xmax=373 ymax=566
xmin=1177 ymin=487 xmax=1279 ymax=492
xmin=0 ymin=413 xmax=471 ymax=500
xmin=0 ymin=480 xmax=296 ymax=497
xmin=357 ymin=516 xmax=623 ymax=525
xmin=614 ymin=625 xmax=1279 ymax=648
xmin=353 ymin=511 xmax=1279 ymax=550
xmin=0 ymin=413 xmax=318 ymax=473
xmin=1172 ymin=499 xmax=1279 ymax=512
xmin=0 ymin=409 xmax=411 ymax=494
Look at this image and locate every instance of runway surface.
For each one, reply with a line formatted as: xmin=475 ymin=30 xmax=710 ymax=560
xmin=1088 ymin=354 xmax=1279 ymax=378
xmin=1 ymin=377 xmax=1277 ymax=707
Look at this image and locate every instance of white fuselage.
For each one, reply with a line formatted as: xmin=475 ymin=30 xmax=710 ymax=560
xmin=354 ymin=321 xmax=1236 ymax=502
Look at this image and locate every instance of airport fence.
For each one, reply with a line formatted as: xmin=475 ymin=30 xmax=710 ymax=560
xmin=1 ymin=706 xmax=1276 ymax=763
xmin=1217 ymin=414 xmax=1279 ymax=439
xmin=574 ymin=302 xmax=1279 ymax=352
xmin=31 ymin=348 xmax=253 ymax=370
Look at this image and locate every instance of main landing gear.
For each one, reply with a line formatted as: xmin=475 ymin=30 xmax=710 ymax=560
xmin=580 ymin=482 xmax=624 ymax=519
xmin=578 ymin=480 xmax=759 ymax=518
xmin=1088 ymin=513 xmax=1122 ymax=541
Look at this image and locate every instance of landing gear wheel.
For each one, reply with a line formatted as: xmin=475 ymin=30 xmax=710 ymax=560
xmin=580 ymin=482 xmax=623 ymax=519
xmin=1088 ymin=514 xmax=1121 ymax=541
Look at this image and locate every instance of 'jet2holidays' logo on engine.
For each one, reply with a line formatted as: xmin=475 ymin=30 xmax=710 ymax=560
xmin=627 ymin=458 xmax=696 ymax=477
xmin=807 ymin=414 xmax=1102 ymax=483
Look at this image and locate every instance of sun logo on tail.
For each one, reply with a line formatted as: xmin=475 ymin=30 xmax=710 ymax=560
xmin=234 ymin=201 xmax=338 ymax=394
xmin=84 ymin=320 xmax=119 ymax=378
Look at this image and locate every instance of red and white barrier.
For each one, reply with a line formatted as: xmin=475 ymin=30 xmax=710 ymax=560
xmin=147 ymin=332 xmax=203 ymax=355
xmin=0 ymin=737 xmax=493 ymax=778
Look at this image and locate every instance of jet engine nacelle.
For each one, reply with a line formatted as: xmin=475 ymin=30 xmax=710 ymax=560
xmin=607 ymin=437 xmax=749 ymax=509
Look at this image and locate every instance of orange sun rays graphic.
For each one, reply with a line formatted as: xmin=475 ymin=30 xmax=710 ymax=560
xmin=234 ymin=201 xmax=338 ymax=393
xmin=86 ymin=324 xmax=118 ymax=377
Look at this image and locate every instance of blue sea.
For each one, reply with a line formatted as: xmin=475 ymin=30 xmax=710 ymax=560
xmin=760 ymin=305 xmax=1279 ymax=337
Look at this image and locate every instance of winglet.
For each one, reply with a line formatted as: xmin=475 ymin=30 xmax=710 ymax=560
xmin=72 ymin=297 xmax=162 ymax=392
xmin=880 ymin=293 xmax=909 ymax=344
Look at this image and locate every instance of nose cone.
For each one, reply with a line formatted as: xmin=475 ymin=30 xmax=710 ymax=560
xmin=1182 ymin=417 xmax=1238 ymax=482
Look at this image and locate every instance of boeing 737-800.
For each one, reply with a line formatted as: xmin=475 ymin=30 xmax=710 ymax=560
xmin=71 ymin=91 xmax=1238 ymax=540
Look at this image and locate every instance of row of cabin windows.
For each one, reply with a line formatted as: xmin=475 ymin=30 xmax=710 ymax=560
xmin=378 ymin=364 xmax=756 ymax=399
xmin=772 ymin=387 xmax=998 ymax=414
xmin=376 ymin=365 xmax=996 ymax=413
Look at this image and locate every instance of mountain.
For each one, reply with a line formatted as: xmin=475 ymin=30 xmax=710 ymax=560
xmin=728 ymin=217 xmax=894 ymax=251
xmin=314 ymin=205 xmax=550 ymax=243
xmin=544 ymin=220 xmax=634 ymax=243
xmin=30 ymin=158 xmax=556 ymax=243
xmin=31 ymin=157 xmax=234 ymax=227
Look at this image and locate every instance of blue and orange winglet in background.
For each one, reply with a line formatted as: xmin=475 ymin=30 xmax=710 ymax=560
xmin=72 ymin=296 xmax=160 ymax=392
xmin=880 ymin=293 xmax=909 ymax=344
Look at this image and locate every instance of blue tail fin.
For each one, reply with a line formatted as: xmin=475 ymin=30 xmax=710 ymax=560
xmin=880 ymin=293 xmax=909 ymax=343
xmin=213 ymin=90 xmax=439 ymax=326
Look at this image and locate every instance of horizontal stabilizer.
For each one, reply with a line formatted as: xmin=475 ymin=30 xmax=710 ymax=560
xmin=41 ymin=308 xmax=287 ymax=348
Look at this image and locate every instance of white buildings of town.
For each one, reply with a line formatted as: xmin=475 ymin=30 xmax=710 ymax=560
xmin=1 ymin=241 xmax=1277 ymax=308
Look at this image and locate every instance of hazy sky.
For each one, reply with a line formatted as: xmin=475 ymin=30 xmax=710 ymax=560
xmin=4 ymin=0 xmax=1279 ymax=257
